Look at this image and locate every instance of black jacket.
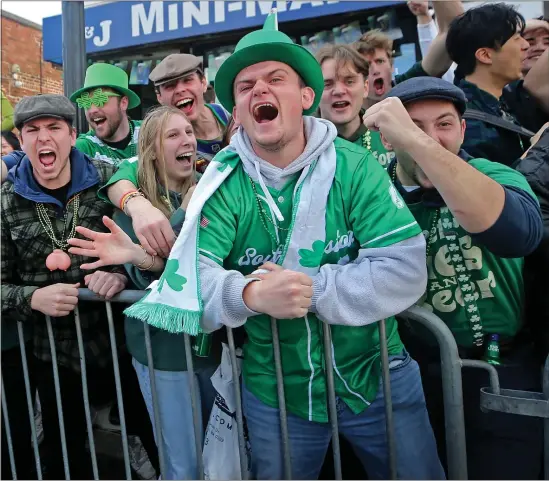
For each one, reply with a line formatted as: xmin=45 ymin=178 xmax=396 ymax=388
xmin=517 ymin=129 xmax=549 ymax=361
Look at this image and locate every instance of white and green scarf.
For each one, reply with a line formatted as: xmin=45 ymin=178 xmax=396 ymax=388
xmin=125 ymin=118 xmax=338 ymax=335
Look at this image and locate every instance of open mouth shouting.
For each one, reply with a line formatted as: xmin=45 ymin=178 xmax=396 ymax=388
xmin=92 ymin=116 xmax=107 ymax=128
xmin=176 ymin=98 xmax=194 ymax=115
xmin=38 ymin=148 xmax=57 ymax=171
xmin=252 ymin=103 xmax=279 ymax=124
xmin=175 ymin=151 xmax=194 ymax=168
xmin=332 ymin=100 xmax=351 ymax=111
xmin=373 ymin=78 xmax=386 ymax=97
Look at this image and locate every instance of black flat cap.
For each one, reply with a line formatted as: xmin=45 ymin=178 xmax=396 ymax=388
xmin=149 ymin=53 xmax=203 ymax=87
xmin=387 ymin=77 xmax=467 ymax=115
xmin=14 ymin=94 xmax=76 ymax=130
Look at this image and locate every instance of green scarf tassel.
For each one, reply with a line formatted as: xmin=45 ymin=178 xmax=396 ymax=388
xmin=124 ymin=302 xmax=203 ymax=335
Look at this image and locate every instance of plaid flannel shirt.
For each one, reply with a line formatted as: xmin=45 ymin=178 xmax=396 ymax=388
xmin=1 ymin=155 xmax=125 ymax=372
xmin=458 ymin=79 xmax=529 ymax=167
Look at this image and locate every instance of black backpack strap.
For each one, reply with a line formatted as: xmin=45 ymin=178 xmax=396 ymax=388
xmin=463 ymin=109 xmax=535 ymax=137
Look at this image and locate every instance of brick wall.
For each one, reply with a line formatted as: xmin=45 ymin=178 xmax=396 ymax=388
xmin=1 ymin=11 xmax=63 ymax=108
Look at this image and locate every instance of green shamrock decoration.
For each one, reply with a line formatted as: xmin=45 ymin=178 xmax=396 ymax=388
xmin=298 ymin=240 xmax=326 ymax=268
xmin=76 ymin=88 xmax=119 ymax=109
xmin=157 ymin=259 xmax=187 ymax=293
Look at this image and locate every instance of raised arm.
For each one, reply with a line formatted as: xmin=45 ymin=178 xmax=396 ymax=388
xmin=420 ymin=0 xmax=464 ymax=77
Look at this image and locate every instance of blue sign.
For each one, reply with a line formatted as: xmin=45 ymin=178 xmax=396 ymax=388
xmin=43 ymin=1 xmax=401 ymax=64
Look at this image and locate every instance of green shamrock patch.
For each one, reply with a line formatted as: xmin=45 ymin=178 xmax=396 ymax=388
xmin=298 ymin=240 xmax=326 ymax=268
xmin=158 ymin=259 xmax=187 ymax=293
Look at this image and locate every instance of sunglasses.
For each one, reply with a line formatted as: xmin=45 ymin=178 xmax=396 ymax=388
xmin=76 ymin=88 xmax=121 ymax=109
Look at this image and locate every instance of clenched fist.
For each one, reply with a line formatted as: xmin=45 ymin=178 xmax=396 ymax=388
xmin=363 ymin=97 xmax=422 ymax=151
xmin=243 ymin=262 xmax=314 ymax=319
xmin=30 ymin=283 xmax=80 ymax=317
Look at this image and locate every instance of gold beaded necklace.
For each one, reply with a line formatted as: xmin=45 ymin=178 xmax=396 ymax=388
xmin=36 ymin=194 xmax=80 ymax=251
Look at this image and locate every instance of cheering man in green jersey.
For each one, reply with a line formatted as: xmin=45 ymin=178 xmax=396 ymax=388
xmin=70 ymin=63 xmax=142 ymax=166
xmin=366 ymin=76 xmax=544 ymax=479
xmin=123 ymin=12 xmax=444 ymax=481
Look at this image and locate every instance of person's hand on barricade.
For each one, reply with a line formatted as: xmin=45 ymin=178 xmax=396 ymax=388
xmin=242 ymin=262 xmax=313 ymax=319
xmin=84 ymin=271 xmax=128 ymax=300
xmin=68 ymin=215 xmax=150 ymax=269
xmin=125 ymin=196 xmax=175 ymax=258
xmin=30 ymin=283 xmax=80 ymax=317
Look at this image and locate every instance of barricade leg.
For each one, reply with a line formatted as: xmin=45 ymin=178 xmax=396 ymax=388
xmin=45 ymin=316 xmax=71 ymax=479
xmin=377 ymin=319 xmax=397 ymax=480
xmin=105 ymin=302 xmax=132 ymax=479
xmin=74 ymin=306 xmax=99 ymax=480
xmin=184 ymin=333 xmax=205 ymax=480
xmin=1 ymin=374 xmax=18 ymax=480
xmin=543 ymin=356 xmax=549 ymax=481
xmin=226 ymin=327 xmax=249 ymax=480
xmin=403 ymin=306 xmax=468 ymax=480
xmin=143 ymin=322 xmax=167 ymax=480
xmin=17 ymin=322 xmax=42 ymax=480
xmin=322 ymin=323 xmax=342 ymax=480
xmin=271 ymin=317 xmax=293 ymax=480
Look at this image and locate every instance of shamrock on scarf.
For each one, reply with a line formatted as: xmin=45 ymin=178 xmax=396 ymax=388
xmin=458 ymin=274 xmax=469 ymax=282
xmin=467 ymin=304 xmax=478 ymax=313
xmin=158 ymin=259 xmax=187 ymax=293
xmin=299 ymin=240 xmax=326 ymax=268
xmin=471 ymin=324 xmax=482 ymax=331
xmin=448 ymin=244 xmax=459 ymax=252
xmin=451 ymin=254 xmax=463 ymax=263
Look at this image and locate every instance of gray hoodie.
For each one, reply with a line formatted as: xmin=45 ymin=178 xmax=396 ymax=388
xmin=199 ymin=116 xmax=426 ymax=332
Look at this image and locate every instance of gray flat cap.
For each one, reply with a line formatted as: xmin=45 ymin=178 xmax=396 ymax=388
xmin=14 ymin=94 xmax=76 ymax=130
xmin=149 ymin=54 xmax=203 ymax=87
xmin=387 ymin=77 xmax=467 ymax=115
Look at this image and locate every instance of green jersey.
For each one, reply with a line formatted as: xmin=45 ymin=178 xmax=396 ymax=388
xmin=404 ymin=159 xmax=535 ymax=347
xmin=199 ymin=138 xmax=422 ymax=422
xmin=344 ymin=120 xmax=395 ymax=170
xmin=75 ymin=119 xmax=141 ymax=166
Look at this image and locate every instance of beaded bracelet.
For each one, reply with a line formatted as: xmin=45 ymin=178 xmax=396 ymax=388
xmin=119 ymin=189 xmax=138 ymax=211
xmin=122 ymin=191 xmax=145 ymax=215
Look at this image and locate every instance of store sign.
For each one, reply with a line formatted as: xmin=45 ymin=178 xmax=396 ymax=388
xmin=43 ymin=0 xmax=401 ymax=64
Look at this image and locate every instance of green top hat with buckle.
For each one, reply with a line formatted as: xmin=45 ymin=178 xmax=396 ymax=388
xmin=70 ymin=63 xmax=141 ymax=110
xmin=215 ymin=10 xmax=323 ymax=115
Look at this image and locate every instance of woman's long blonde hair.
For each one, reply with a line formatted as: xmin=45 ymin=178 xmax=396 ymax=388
xmin=137 ymin=105 xmax=196 ymax=218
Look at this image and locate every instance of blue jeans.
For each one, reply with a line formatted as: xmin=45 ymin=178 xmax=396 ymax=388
xmin=133 ymin=359 xmax=217 ymax=480
xmin=242 ymin=351 xmax=445 ymax=480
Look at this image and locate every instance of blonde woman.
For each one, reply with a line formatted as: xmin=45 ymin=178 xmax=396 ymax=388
xmin=68 ymin=106 xmax=219 ymax=480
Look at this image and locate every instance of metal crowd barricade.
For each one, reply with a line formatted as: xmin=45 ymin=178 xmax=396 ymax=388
xmin=5 ymin=288 xmax=548 ymax=481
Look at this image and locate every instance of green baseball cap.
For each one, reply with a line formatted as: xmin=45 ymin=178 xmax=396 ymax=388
xmin=215 ymin=11 xmax=323 ymax=115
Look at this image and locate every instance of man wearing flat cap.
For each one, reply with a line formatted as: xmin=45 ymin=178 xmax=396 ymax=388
xmin=99 ymin=53 xmax=231 ymax=258
xmin=364 ymin=77 xmax=544 ymax=479
xmin=1 ymin=94 xmax=129 ymax=479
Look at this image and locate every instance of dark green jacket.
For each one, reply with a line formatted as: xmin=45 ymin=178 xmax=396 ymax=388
xmin=116 ymin=191 xmax=221 ymax=371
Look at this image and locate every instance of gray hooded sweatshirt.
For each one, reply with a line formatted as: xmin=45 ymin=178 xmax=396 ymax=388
xmin=199 ymin=116 xmax=427 ymax=332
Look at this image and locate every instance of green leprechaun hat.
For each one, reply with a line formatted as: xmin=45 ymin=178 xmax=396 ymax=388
xmin=70 ymin=63 xmax=141 ymax=109
xmin=215 ymin=10 xmax=323 ymax=115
